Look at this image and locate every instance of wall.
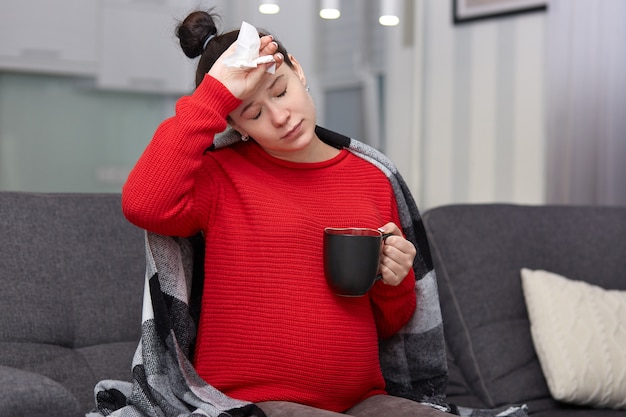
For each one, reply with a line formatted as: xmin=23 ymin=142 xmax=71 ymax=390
xmin=386 ymin=0 xmax=546 ymax=210
xmin=0 ymin=73 xmax=167 ymax=192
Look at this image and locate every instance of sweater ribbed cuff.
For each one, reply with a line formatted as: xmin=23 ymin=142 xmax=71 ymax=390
xmin=192 ymin=74 xmax=243 ymax=120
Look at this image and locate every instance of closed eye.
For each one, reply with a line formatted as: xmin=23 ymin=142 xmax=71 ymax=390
xmin=251 ymin=88 xmax=287 ymax=120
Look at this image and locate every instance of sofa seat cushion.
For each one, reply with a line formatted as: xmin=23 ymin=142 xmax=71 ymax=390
xmin=0 ymin=365 xmax=81 ymax=417
xmin=521 ymin=269 xmax=626 ymax=410
xmin=1 ymin=341 xmax=137 ymax=414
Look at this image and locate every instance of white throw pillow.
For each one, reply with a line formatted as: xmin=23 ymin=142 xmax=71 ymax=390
xmin=521 ymin=268 xmax=626 ymax=410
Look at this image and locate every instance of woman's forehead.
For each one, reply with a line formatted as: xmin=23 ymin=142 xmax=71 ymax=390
xmin=257 ymin=64 xmax=295 ymax=91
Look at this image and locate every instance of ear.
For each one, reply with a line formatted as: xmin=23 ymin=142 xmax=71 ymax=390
xmin=288 ymin=54 xmax=307 ymax=87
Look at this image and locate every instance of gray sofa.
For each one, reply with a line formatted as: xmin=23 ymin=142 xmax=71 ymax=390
xmin=1 ymin=192 xmax=624 ymax=416
xmin=423 ymin=203 xmax=626 ymax=417
xmin=0 ymin=192 xmax=145 ymax=417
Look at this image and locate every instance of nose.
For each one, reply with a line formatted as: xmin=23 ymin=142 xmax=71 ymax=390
xmin=267 ymin=103 xmax=289 ymax=127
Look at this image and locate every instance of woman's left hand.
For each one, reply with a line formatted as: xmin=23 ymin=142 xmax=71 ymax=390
xmin=378 ymin=222 xmax=417 ymax=286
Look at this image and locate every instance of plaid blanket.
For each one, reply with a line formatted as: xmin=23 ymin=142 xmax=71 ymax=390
xmin=88 ymin=127 xmax=527 ymax=417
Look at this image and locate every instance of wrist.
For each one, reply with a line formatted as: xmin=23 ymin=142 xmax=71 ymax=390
xmin=195 ymin=74 xmax=242 ymax=119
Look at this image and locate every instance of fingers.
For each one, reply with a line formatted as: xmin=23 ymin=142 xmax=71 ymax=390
xmin=259 ymin=36 xmax=284 ymax=71
xmin=378 ymin=222 xmax=402 ymax=237
xmin=379 ymin=264 xmax=401 ymax=286
xmin=259 ymin=35 xmax=277 ymax=54
xmin=378 ymin=223 xmax=417 ymax=286
xmin=379 ymin=242 xmax=414 ymax=285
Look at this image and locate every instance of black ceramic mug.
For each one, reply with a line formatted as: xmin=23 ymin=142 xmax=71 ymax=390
xmin=323 ymin=227 xmax=392 ymax=296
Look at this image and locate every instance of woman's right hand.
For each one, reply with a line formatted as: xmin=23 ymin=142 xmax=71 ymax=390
xmin=208 ymin=35 xmax=284 ymax=101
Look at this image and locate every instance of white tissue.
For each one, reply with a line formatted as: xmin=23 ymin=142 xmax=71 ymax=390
xmin=222 ymin=21 xmax=276 ymax=74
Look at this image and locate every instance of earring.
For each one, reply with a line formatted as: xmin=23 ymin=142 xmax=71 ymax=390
xmin=241 ymin=134 xmax=249 ymax=142
xmin=305 ymin=85 xmax=310 ymax=93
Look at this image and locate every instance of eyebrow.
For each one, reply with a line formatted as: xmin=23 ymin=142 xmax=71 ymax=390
xmin=239 ymin=74 xmax=286 ymax=117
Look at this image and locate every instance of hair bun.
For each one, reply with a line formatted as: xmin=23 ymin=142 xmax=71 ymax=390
xmin=176 ymin=10 xmax=218 ymax=59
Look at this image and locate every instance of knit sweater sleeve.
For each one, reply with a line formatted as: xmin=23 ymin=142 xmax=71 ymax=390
xmin=369 ymin=270 xmax=416 ymax=339
xmin=368 ymin=195 xmax=417 ymax=339
xmin=122 ymin=74 xmax=242 ymax=237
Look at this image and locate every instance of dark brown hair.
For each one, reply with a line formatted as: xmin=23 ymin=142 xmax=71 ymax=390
xmin=176 ymin=10 xmax=293 ymax=87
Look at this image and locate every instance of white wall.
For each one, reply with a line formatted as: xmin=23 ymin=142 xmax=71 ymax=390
xmin=388 ymin=0 xmax=546 ymax=210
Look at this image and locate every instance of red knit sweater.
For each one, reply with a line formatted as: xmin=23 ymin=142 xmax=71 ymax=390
xmin=122 ymin=75 xmax=416 ymax=412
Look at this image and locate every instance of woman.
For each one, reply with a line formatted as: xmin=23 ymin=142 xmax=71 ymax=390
xmin=122 ymin=10 xmax=447 ymax=417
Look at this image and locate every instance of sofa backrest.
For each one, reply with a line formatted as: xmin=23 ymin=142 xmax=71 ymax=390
xmin=422 ymin=204 xmax=626 ymax=408
xmin=0 ymin=192 xmax=146 ymax=411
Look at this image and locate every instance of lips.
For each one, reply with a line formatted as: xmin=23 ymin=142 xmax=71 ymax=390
xmin=281 ymin=121 xmax=302 ymax=140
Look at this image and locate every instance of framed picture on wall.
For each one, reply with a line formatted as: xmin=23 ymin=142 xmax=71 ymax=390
xmin=453 ymin=0 xmax=547 ymax=24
